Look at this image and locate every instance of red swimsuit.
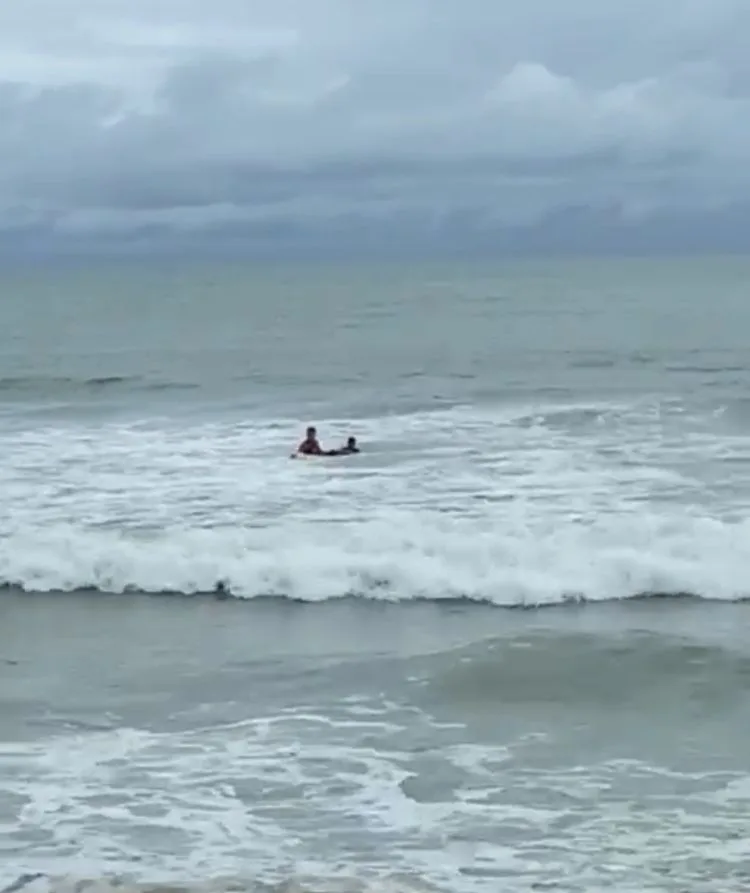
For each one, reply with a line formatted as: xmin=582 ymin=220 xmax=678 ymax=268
xmin=298 ymin=438 xmax=323 ymax=455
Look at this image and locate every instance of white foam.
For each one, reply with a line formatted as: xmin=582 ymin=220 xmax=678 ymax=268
xmin=1 ymin=511 xmax=750 ymax=603
xmin=1 ymin=398 xmax=750 ymax=603
xmin=1 ymin=878 xmax=450 ymax=893
xmin=0 ymin=706 xmax=469 ymax=891
xmin=2 ymin=707 xmax=749 ymax=893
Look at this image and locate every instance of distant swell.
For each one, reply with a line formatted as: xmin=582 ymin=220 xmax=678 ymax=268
xmin=0 ymin=374 xmax=198 ymax=395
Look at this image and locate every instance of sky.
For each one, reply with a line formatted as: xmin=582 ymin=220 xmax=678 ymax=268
xmin=1 ymin=0 xmax=749 ymax=256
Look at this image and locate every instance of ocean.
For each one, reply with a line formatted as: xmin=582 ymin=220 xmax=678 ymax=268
xmin=2 ymin=256 xmax=750 ymax=892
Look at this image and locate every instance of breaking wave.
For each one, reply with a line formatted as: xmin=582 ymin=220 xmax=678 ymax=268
xmin=1 ymin=512 xmax=750 ymax=605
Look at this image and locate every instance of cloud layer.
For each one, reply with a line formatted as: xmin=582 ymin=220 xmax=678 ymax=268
xmin=1 ymin=0 xmax=749 ymax=251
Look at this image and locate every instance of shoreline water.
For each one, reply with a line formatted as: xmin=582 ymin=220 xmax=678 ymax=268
xmin=4 ymin=590 xmax=750 ymax=893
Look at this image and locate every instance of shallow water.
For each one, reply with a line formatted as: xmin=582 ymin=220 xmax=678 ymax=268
xmin=3 ymin=593 xmax=750 ymax=891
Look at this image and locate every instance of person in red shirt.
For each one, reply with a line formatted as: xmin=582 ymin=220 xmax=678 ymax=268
xmin=292 ymin=427 xmax=360 ymax=458
xmin=295 ymin=426 xmax=324 ymax=456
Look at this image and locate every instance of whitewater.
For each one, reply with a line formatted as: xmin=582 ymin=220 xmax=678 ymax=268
xmin=1 ymin=395 xmax=750 ymax=603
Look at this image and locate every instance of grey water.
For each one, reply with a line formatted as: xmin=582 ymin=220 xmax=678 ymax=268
xmin=2 ymin=255 xmax=750 ymax=892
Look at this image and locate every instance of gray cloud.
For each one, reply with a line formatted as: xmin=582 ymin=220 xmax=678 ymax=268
xmin=0 ymin=0 xmax=749 ymax=252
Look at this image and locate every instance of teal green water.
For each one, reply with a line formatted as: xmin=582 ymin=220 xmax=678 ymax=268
xmin=1 ymin=256 xmax=749 ymax=418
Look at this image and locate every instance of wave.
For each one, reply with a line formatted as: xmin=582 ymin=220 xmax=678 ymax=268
xmin=2 ymin=876 xmax=444 ymax=893
xmin=1 ymin=514 xmax=750 ymax=605
xmin=0 ymin=582 xmax=724 ymax=607
xmin=0 ymin=375 xmax=198 ymax=397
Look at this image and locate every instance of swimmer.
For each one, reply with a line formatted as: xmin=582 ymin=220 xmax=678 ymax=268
xmin=291 ymin=428 xmax=360 ymax=458
xmin=329 ymin=436 xmax=360 ymax=455
xmin=295 ymin=425 xmax=324 ymax=456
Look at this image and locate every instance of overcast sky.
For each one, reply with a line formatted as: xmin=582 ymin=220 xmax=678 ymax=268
xmin=1 ymin=0 xmax=748 ymax=253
